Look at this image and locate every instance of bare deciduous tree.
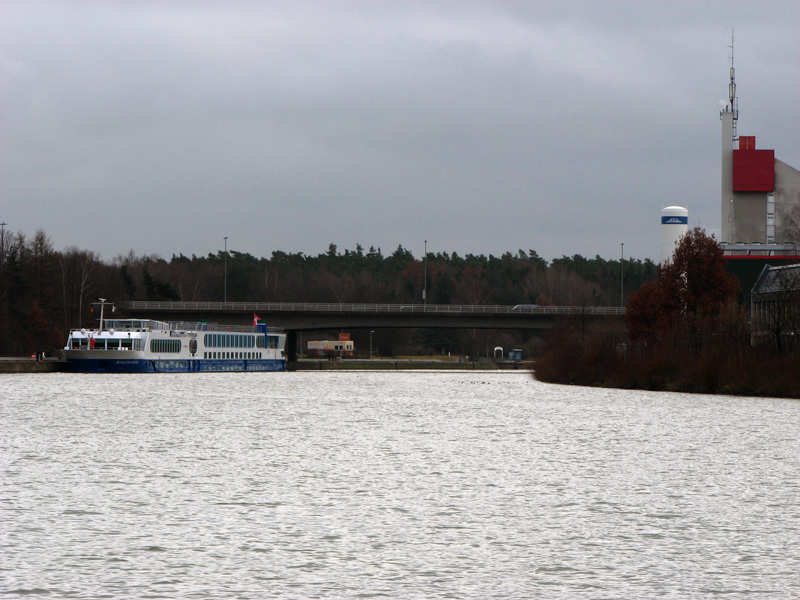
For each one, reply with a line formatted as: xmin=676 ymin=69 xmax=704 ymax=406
xmin=60 ymin=247 xmax=100 ymax=330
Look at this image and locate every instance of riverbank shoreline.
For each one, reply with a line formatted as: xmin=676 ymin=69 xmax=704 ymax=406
xmin=289 ymin=359 xmax=531 ymax=371
xmin=0 ymin=358 xmax=66 ymax=373
xmin=0 ymin=358 xmax=532 ymax=373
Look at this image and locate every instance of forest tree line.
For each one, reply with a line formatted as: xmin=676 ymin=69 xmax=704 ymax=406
xmin=0 ymin=229 xmax=658 ymax=356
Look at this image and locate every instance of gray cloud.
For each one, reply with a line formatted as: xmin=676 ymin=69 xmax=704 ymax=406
xmin=2 ymin=1 xmax=799 ymax=262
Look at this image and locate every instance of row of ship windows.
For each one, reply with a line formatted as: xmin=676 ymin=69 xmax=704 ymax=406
xmin=204 ymin=352 xmax=264 ymax=359
xmin=151 ymin=339 xmax=182 ymax=353
xmin=204 ymin=334 xmax=281 ymax=349
xmin=70 ymin=338 xmax=143 ymax=350
xmin=204 ymin=334 xmax=259 ymax=348
xmin=155 ymin=361 xmax=190 ymax=370
xmin=153 ymin=361 xmax=277 ymax=371
xmin=150 ymin=340 xmax=275 ymax=355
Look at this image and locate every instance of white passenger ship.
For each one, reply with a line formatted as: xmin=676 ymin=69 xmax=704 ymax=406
xmin=63 ymin=303 xmax=286 ymax=373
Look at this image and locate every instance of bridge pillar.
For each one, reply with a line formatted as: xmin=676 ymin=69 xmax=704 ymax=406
xmin=286 ymin=330 xmax=298 ymax=362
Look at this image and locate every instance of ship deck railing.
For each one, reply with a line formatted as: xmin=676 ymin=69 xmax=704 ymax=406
xmin=68 ymin=321 xmax=284 ymax=335
xmin=171 ymin=322 xmax=284 ymax=334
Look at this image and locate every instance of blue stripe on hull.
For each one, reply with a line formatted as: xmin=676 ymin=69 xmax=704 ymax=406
xmin=66 ymin=358 xmax=286 ymax=373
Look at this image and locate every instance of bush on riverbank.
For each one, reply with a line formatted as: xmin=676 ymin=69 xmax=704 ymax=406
xmin=534 ymin=330 xmax=800 ymax=398
xmin=535 ymin=228 xmax=800 ymax=398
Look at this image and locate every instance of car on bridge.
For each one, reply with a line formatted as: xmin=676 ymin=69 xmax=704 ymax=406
xmin=511 ymin=304 xmax=539 ymax=311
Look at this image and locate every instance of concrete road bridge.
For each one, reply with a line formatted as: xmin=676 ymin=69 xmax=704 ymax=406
xmin=121 ymin=301 xmax=626 ymax=360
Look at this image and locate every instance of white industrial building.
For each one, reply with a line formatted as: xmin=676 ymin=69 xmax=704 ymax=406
xmin=720 ymin=52 xmax=800 ymax=255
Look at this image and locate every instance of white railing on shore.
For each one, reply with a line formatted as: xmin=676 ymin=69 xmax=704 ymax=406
xmin=123 ymin=301 xmax=626 ymax=316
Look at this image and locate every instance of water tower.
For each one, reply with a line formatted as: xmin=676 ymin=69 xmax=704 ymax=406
xmin=661 ymin=206 xmax=688 ymax=263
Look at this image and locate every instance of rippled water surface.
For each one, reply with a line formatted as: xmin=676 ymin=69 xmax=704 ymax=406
xmin=2 ymin=371 xmax=799 ymax=598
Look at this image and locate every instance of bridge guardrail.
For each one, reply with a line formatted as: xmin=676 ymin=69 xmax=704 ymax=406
xmin=123 ymin=301 xmax=625 ymax=316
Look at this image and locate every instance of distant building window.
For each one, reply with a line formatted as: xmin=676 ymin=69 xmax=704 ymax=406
xmin=767 ymin=194 xmax=775 ymax=244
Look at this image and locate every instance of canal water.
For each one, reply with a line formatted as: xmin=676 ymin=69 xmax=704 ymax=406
xmin=2 ymin=372 xmax=798 ymax=598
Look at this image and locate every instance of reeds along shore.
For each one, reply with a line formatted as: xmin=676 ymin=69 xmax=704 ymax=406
xmin=533 ymin=330 xmax=800 ymax=399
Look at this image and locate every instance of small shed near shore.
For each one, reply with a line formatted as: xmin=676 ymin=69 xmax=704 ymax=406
xmin=307 ymin=333 xmax=355 ymax=357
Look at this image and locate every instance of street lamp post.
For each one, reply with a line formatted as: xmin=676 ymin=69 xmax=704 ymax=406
xmin=224 ymin=236 xmax=228 ymax=303
xmin=370 ymin=330 xmax=375 ymax=359
xmin=423 ymin=240 xmax=427 ymax=308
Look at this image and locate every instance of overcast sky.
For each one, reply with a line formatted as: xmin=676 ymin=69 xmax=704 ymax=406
xmin=2 ymin=1 xmax=799 ymax=263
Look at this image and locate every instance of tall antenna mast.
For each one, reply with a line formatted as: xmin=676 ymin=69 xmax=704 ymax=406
xmin=728 ymin=29 xmax=738 ymax=143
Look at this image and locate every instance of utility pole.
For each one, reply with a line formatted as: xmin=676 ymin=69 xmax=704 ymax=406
xmin=620 ymin=242 xmax=624 ymax=307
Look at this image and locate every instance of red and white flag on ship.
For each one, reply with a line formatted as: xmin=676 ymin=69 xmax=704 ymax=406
xmin=253 ymin=313 xmax=261 ymax=326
